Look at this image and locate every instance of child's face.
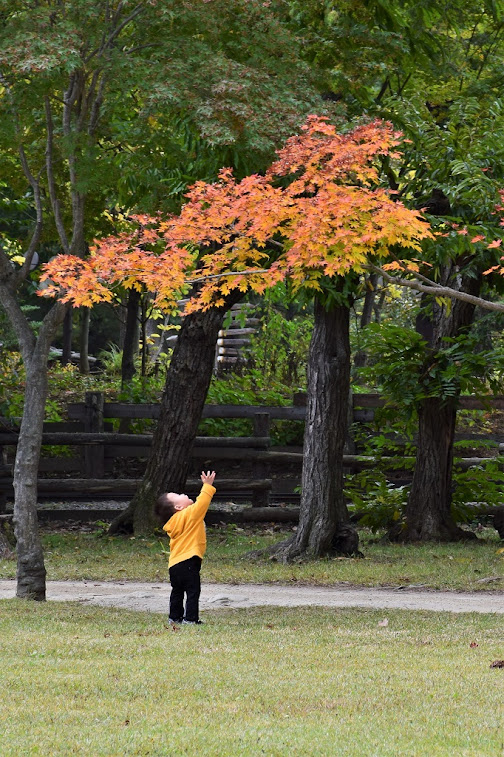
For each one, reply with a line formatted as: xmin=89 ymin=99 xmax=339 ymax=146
xmin=169 ymin=492 xmax=193 ymax=511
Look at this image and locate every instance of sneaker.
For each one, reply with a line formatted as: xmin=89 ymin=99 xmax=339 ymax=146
xmin=182 ymin=619 xmax=203 ymax=625
xmin=168 ymin=617 xmax=183 ymax=625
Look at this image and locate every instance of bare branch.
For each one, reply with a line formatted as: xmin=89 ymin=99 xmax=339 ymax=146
xmin=0 ymin=71 xmax=44 ymax=281
xmin=34 ymin=301 xmax=69 ymax=359
xmin=15 ymin=146 xmax=43 ymax=284
xmin=88 ymin=74 xmax=106 ymax=136
xmin=84 ymin=3 xmax=144 ymax=63
xmin=45 ymin=96 xmax=70 ymax=253
xmin=103 ymin=4 xmax=144 ymax=50
xmin=62 ymin=73 xmax=86 ymax=256
xmin=367 ymin=264 xmax=504 ymax=313
xmin=0 ymin=262 xmax=37 ymax=360
xmin=187 ymin=269 xmax=271 ymax=285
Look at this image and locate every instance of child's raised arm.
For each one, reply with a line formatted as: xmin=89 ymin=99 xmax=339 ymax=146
xmin=201 ymin=470 xmax=216 ymax=486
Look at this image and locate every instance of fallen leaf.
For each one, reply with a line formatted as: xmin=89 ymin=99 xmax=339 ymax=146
xmin=469 ymin=642 xmax=479 ymax=648
xmin=490 ymin=660 xmax=504 ymax=668
xmin=378 ymin=619 xmax=389 ymax=627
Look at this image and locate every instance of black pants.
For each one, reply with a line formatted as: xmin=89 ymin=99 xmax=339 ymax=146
xmin=169 ymin=556 xmax=202 ymax=622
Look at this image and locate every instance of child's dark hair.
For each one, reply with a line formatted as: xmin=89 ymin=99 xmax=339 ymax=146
xmin=154 ymin=493 xmax=176 ymax=524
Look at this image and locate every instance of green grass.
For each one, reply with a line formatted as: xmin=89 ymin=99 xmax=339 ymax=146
xmin=0 ymin=602 xmax=502 ymax=756
xmin=1 ymin=525 xmax=503 ymax=591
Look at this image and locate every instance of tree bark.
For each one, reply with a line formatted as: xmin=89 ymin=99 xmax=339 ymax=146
xmin=109 ymin=292 xmax=242 ymax=535
xmin=79 ymin=307 xmax=90 ymax=374
xmin=13 ymin=359 xmax=49 ymax=599
xmin=121 ymin=288 xmax=141 ymax=386
xmin=354 ymin=273 xmax=379 ymax=368
xmin=269 ymin=296 xmax=359 ymax=560
xmin=61 ymin=306 xmax=73 ymax=365
xmin=402 ymin=268 xmax=481 ymax=542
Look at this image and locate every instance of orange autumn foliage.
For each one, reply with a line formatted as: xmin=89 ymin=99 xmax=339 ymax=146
xmin=38 ymin=116 xmax=433 ymax=310
xmin=40 ymin=215 xmax=194 ymax=310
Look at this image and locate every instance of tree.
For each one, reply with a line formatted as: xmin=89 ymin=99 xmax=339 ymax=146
xmin=0 ymin=0 xmax=324 ymax=597
xmin=285 ymin=0 xmax=504 ymax=541
xmin=45 ymin=116 xmax=431 ymax=554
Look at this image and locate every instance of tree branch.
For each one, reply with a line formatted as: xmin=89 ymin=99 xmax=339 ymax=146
xmin=45 ymin=96 xmax=70 ymax=253
xmin=187 ymin=268 xmax=271 ymax=285
xmin=88 ymin=74 xmax=106 ymax=136
xmin=84 ymin=3 xmax=144 ymax=63
xmin=367 ymin=264 xmax=504 ymax=313
xmin=15 ymin=145 xmax=43 ymax=284
xmin=0 ymin=71 xmax=44 ymax=283
xmin=0 ymin=257 xmax=37 ymax=360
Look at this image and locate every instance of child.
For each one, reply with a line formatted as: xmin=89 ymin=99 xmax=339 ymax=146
xmin=155 ymin=470 xmax=216 ymax=625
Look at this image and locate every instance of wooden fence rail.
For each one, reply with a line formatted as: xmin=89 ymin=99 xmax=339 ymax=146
xmin=1 ymin=391 xmax=503 ymax=511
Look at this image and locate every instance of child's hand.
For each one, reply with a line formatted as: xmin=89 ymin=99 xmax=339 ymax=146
xmin=201 ymin=470 xmax=216 ymax=486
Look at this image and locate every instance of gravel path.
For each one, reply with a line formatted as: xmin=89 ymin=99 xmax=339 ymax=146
xmin=0 ymin=580 xmax=503 ymax=614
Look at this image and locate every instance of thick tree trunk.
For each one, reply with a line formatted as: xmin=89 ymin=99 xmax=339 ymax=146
xmin=403 ymin=397 xmax=469 ymax=540
xmin=109 ymin=293 xmax=242 ymax=535
xmin=401 ymin=269 xmax=481 ymax=542
xmin=269 ymin=297 xmax=358 ymax=560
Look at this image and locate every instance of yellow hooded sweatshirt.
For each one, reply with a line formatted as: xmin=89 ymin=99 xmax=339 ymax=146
xmin=163 ymin=483 xmax=216 ymax=568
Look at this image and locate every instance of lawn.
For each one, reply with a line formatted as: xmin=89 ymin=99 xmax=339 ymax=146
xmin=0 ymin=602 xmax=502 ymax=756
xmin=1 ymin=524 xmax=502 ymax=591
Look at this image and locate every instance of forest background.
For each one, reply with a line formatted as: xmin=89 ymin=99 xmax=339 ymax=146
xmin=2 ymin=0 xmax=504 ymax=600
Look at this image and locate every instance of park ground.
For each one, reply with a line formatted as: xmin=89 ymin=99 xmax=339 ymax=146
xmin=1 ymin=524 xmax=503 ymax=756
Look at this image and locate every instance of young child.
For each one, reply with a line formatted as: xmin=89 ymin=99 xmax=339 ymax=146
xmin=154 ymin=470 xmax=216 ymax=625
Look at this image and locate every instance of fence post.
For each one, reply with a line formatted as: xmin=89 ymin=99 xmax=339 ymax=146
xmin=252 ymin=412 xmax=271 ymax=507
xmin=83 ymin=391 xmax=105 ymax=478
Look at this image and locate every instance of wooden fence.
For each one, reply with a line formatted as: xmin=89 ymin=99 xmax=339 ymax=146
xmin=1 ymin=391 xmax=504 ymax=513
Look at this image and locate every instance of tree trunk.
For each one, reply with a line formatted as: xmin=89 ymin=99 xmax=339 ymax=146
xmin=61 ymin=306 xmax=73 ymax=364
xmin=269 ymin=296 xmax=359 ymax=560
xmin=79 ymin=307 xmax=90 ymax=374
xmin=121 ymin=288 xmax=141 ymax=386
xmin=109 ymin=292 xmax=242 ymax=535
xmin=13 ymin=359 xmax=48 ymax=599
xmin=403 ymin=397 xmax=467 ymax=540
xmin=354 ymin=273 xmax=379 ymax=369
xmin=401 ymin=268 xmax=481 ymax=542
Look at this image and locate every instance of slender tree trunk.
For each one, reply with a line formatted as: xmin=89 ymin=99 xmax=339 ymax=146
xmin=79 ymin=307 xmax=90 ymax=374
xmin=354 ymin=273 xmax=379 ymax=369
xmin=61 ymin=306 xmax=73 ymax=364
xmin=109 ymin=292 xmax=242 ymax=535
xmin=2 ymin=301 xmax=68 ymax=599
xmin=121 ymin=288 xmax=141 ymax=386
xmin=401 ymin=269 xmax=481 ymax=542
xmin=13 ymin=359 xmax=49 ymax=598
xmin=269 ymin=296 xmax=359 ymax=560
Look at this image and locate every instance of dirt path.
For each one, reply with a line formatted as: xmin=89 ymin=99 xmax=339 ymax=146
xmin=0 ymin=580 xmax=503 ymax=614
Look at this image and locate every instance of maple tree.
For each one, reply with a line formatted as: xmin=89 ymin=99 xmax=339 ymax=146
xmin=45 ymin=117 xmax=431 ymax=308
xmin=0 ymin=0 xmax=326 ymax=597
xmin=42 ymin=116 xmax=432 ymax=553
xmin=284 ymin=0 xmax=504 ymax=542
